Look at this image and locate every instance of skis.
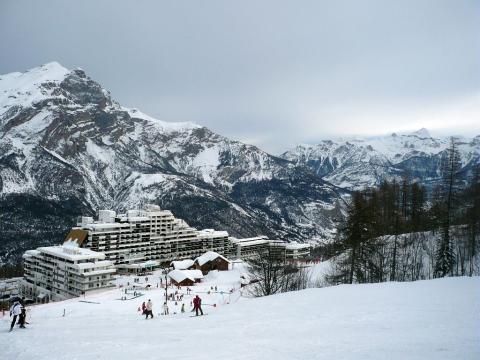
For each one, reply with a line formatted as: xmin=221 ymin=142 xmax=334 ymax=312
xmin=189 ymin=314 xmax=208 ymax=317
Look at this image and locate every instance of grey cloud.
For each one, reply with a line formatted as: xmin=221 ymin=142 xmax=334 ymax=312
xmin=1 ymin=0 xmax=479 ymax=153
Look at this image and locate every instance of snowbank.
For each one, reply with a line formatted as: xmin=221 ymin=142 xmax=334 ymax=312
xmin=1 ymin=277 xmax=478 ymax=360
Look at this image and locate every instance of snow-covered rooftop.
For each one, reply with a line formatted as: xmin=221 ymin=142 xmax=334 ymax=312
xmin=195 ymin=251 xmax=229 ymax=266
xmin=285 ymin=243 xmax=311 ymax=250
xmin=198 ymin=229 xmax=229 ymax=237
xmin=171 ymin=259 xmax=195 ymax=270
xmin=168 ymin=269 xmax=204 ymax=283
xmin=35 ymin=245 xmax=106 ymax=262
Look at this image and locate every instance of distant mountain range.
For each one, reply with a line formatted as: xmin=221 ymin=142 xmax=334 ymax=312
xmin=282 ymin=129 xmax=479 ymax=190
xmin=0 ymin=62 xmax=478 ymax=265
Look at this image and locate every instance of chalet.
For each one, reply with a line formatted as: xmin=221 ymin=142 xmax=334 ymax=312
xmin=170 ymin=259 xmax=195 ymax=270
xmin=168 ymin=269 xmax=204 ymax=286
xmin=194 ymin=251 xmax=230 ymax=274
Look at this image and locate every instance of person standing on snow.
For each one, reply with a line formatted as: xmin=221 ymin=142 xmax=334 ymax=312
xmin=145 ymin=299 xmax=154 ymax=319
xmin=9 ymin=301 xmax=22 ymax=332
xmin=163 ymin=302 xmax=169 ymax=315
xmin=141 ymin=301 xmax=146 ymax=315
xmin=18 ymin=298 xmax=27 ymax=328
xmin=193 ymin=295 xmax=203 ymax=316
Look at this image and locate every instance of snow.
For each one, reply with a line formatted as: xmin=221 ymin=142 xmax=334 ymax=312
xmin=168 ymin=269 xmax=204 ymax=283
xmin=195 ymin=251 xmax=229 ymax=266
xmin=124 ymin=106 xmax=200 ymax=132
xmin=171 ymin=259 xmax=195 ymax=270
xmin=285 ymin=242 xmax=311 ymax=250
xmin=0 ymin=62 xmax=69 ymax=116
xmin=1 ymin=276 xmax=478 ymax=360
xmin=32 ymin=245 xmax=106 ymax=261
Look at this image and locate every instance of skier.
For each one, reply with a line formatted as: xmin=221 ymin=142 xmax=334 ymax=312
xmin=18 ymin=298 xmax=26 ymax=328
xmin=145 ymin=299 xmax=153 ymax=319
xmin=163 ymin=302 xmax=169 ymax=315
xmin=141 ymin=301 xmax=146 ymax=315
xmin=9 ymin=301 xmax=22 ymax=332
xmin=181 ymin=303 xmax=185 ymax=313
xmin=193 ymin=295 xmax=203 ymax=316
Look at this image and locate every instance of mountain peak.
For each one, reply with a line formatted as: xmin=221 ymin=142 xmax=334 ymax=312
xmin=410 ymin=128 xmax=431 ymax=138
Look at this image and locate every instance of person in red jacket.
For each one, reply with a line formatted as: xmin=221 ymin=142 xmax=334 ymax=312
xmin=193 ymin=295 xmax=203 ymax=316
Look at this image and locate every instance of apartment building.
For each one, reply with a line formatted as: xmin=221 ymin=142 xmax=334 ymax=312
xmin=285 ymin=243 xmax=312 ymax=260
xmin=20 ymin=245 xmax=116 ymax=302
xmin=64 ymin=205 xmax=231 ymax=269
xmin=230 ymin=236 xmax=311 ymax=261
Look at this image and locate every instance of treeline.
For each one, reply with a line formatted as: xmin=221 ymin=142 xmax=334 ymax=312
xmin=329 ymin=138 xmax=480 ymax=284
xmin=0 ymin=263 xmax=23 ymax=279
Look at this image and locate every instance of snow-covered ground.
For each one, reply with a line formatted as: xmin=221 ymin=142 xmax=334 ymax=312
xmin=1 ymin=271 xmax=478 ymax=360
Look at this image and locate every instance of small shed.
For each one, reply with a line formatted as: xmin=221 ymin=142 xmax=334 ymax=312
xmin=170 ymin=259 xmax=195 ymax=270
xmin=168 ymin=269 xmax=204 ymax=287
xmin=194 ymin=251 xmax=230 ymax=274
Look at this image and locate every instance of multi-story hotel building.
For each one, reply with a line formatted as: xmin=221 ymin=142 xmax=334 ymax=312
xmin=20 ymin=245 xmax=116 ymax=302
xmin=64 ymin=205 xmax=231 ymax=270
xmin=230 ymin=236 xmax=311 ymax=260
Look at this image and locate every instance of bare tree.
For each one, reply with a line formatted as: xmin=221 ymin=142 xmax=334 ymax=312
xmin=246 ymin=248 xmax=309 ymax=297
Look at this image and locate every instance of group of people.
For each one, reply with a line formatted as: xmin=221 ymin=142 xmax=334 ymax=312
xmin=139 ymin=294 xmax=204 ymax=318
xmin=141 ymin=299 xmax=154 ymax=319
xmin=9 ymin=298 xmax=27 ymax=332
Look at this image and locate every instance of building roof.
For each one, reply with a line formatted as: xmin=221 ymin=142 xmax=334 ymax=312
xmin=171 ymin=259 xmax=195 ymax=270
xmin=35 ymin=245 xmax=105 ymax=261
xmin=198 ymin=229 xmax=229 ymax=237
xmin=230 ymin=236 xmax=269 ymax=244
xmin=168 ymin=269 xmax=204 ymax=283
xmin=285 ymin=243 xmax=311 ymax=250
xmin=195 ymin=251 xmax=229 ymax=266
xmin=116 ymin=260 xmax=159 ymax=269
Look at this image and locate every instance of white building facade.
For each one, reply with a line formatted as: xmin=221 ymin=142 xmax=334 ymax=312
xmin=65 ymin=205 xmax=231 ymax=269
xmin=21 ymin=246 xmax=116 ymax=302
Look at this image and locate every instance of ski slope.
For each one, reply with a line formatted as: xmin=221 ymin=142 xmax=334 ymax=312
xmin=1 ymin=276 xmax=479 ymax=360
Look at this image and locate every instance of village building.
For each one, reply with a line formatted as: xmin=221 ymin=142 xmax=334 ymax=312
xmin=20 ymin=245 xmax=116 ymax=302
xmin=168 ymin=269 xmax=204 ymax=286
xmin=0 ymin=277 xmax=22 ymax=300
xmin=230 ymin=237 xmax=311 ymax=261
xmin=171 ymin=259 xmax=195 ymax=270
xmin=63 ymin=205 xmax=231 ymax=269
xmin=285 ymin=243 xmax=312 ymax=260
xmin=194 ymin=251 xmax=230 ymax=274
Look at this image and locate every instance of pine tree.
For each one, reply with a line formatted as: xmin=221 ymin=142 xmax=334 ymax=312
xmin=435 ymin=137 xmax=461 ymax=277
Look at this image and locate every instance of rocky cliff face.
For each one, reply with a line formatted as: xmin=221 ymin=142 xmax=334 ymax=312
xmin=282 ymin=130 xmax=480 ymax=190
xmin=0 ymin=63 xmax=344 ymax=264
xmin=2 ymin=62 xmax=477 ymax=265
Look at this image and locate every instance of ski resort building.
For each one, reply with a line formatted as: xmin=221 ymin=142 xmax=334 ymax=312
xmin=285 ymin=243 xmax=312 ymax=260
xmin=194 ymin=251 xmax=230 ymax=274
xmin=20 ymin=245 xmax=116 ymax=302
xmin=230 ymin=237 xmax=311 ymax=260
xmin=168 ymin=269 xmax=204 ymax=286
xmin=63 ymin=205 xmax=231 ymax=270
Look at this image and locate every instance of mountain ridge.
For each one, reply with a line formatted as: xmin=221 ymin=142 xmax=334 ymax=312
xmin=0 ymin=62 xmax=343 ymax=265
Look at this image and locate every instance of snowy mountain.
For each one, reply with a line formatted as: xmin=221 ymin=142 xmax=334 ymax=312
xmin=282 ymin=129 xmax=480 ymax=190
xmin=0 ymin=62 xmax=344 ymax=264
xmin=1 ymin=272 xmax=478 ymax=360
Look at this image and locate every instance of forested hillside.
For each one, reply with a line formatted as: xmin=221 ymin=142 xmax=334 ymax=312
xmin=326 ymin=139 xmax=480 ymax=284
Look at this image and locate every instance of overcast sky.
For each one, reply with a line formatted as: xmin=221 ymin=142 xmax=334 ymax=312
xmin=1 ymin=0 xmax=479 ymax=153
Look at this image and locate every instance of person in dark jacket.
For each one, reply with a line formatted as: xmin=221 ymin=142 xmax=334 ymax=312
xmin=18 ymin=297 xmax=26 ymax=328
xmin=193 ymin=295 xmax=203 ymax=316
xmin=145 ymin=299 xmax=153 ymax=319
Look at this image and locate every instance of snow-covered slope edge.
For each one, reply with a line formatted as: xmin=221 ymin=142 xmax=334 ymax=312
xmin=1 ymin=276 xmax=478 ymax=360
